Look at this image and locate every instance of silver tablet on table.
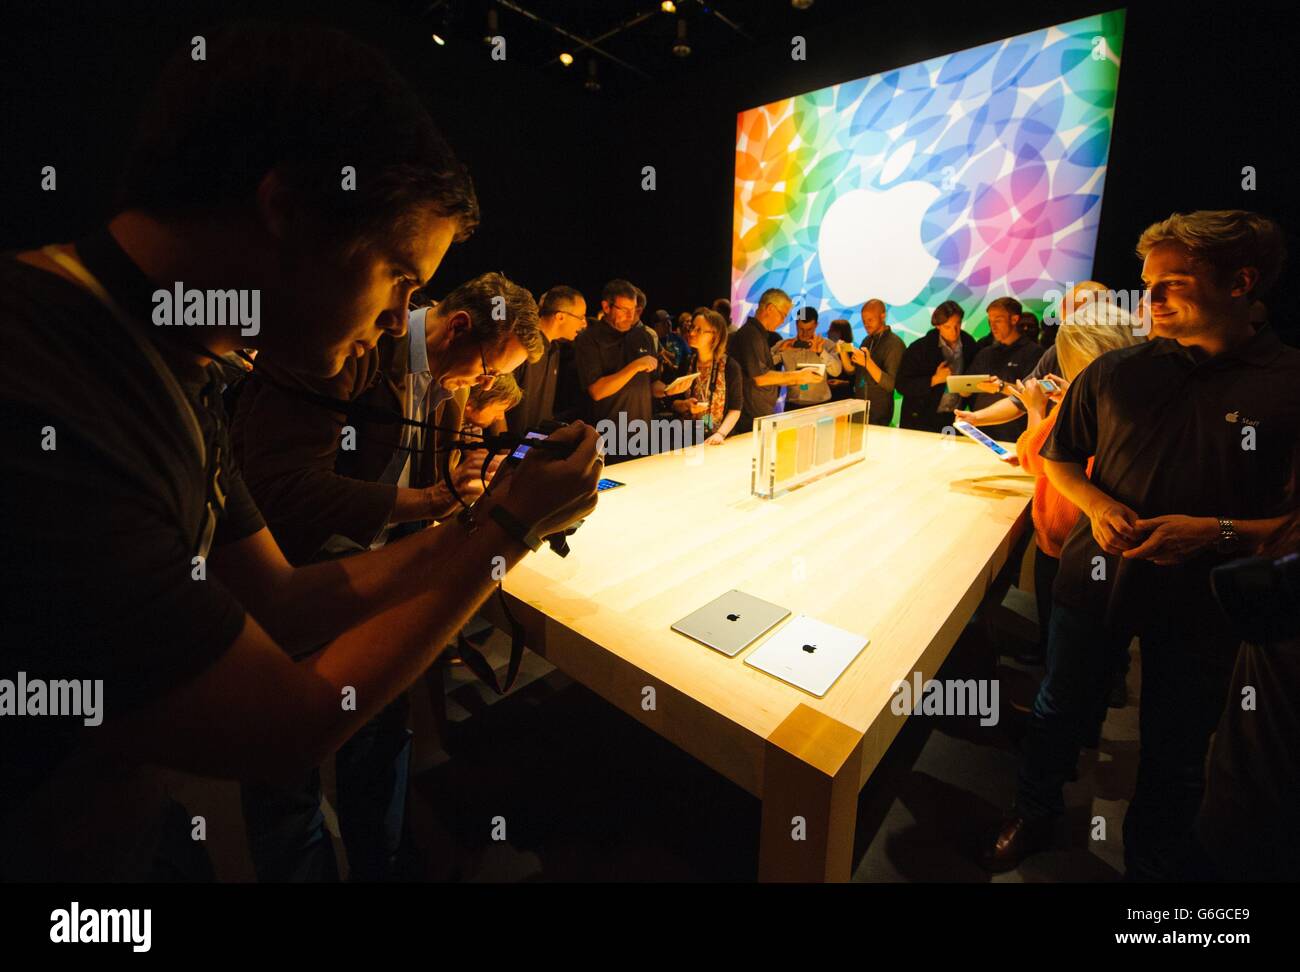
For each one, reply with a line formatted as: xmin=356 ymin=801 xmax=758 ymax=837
xmin=670 ymin=590 xmax=791 ymax=657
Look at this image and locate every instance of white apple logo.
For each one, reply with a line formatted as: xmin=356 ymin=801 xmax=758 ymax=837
xmin=817 ymin=182 xmax=941 ymax=308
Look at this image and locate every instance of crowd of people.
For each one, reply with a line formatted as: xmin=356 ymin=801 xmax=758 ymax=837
xmin=2 ymin=23 xmax=1296 ymax=885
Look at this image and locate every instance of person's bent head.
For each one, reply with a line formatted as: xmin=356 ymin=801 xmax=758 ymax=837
xmin=754 ymin=288 xmax=792 ymax=332
xmin=795 ymin=305 xmax=819 ymax=340
xmin=428 ymin=272 xmax=541 ymax=392
xmin=1017 ymin=310 xmax=1040 ymax=341
xmin=712 ymin=298 xmax=732 ymax=325
xmin=601 ymin=279 xmax=639 ymax=333
xmin=688 ymin=307 xmax=728 ymax=358
xmin=538 ymin=285 xmax=587 ymax=341
xmin=466 ymin=372 xmax=523 ymax=428
xmin=116 ymin=23 xmax=479 ymax=378
xmin=1055 ymin=313 xmax=1146 ymax=382
xmin=1058 ymin=280 xmax=1109 ymax=324
xmin=860 ymin=299 xmax=887 ymax=335
xmin=827 ymin=319 xmax=853 ymax=344
xmin=1136 ymin=210 xmax=1285 ymax=341
xmin=931 ymin=300 xmax=965 ymax=343
xmin=986 ymin=297 xmax=1023 ymax=345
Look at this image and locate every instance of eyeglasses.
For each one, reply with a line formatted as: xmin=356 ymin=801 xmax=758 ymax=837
xmin=556 ymin=310 xmax=587 ymax=324
xmin=477 ymin=340 xmax=501 ymax=387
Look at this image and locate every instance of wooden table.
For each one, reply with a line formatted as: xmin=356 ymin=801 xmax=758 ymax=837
xmin=486 ymin=424 xmax=1033 ymax=881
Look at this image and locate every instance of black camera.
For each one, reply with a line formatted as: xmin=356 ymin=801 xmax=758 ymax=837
xmin=502 ymin=419 xmax=569 ymax=466
xmin=1210 ymin=552 xmax=1300 ymax=643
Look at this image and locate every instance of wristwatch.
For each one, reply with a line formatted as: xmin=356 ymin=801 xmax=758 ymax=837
xmin=456 ymin=502 xmax=543 ymax=552
xmin=488 ymin=503 xmax=543 ymax=553
xmin=1216 ymin=517 xmax=1239 ymax=553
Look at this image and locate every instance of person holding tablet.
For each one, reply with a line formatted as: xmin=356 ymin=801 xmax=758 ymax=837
xmin=674 ymin=308 xmax=742 ymax=445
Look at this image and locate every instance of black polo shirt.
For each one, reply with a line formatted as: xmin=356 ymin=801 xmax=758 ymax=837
xmin=1 ymin=228 xmax=265 ymax=878
xmin=1042 ymin=327 xmax=1300 ymax=635
xmin=507 ymin=333 xmax=561 ymax=436
xmin=732 ymin=316 xmax=780 ymax=429
xmin=968 ymin=335 xmax=1045 ymax=441
xmin=573 ymin=317 xmax=657 ymax=429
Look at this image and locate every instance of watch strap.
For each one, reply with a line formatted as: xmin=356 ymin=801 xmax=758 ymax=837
xmin=489 ymin=503 xmax=543 ymax=552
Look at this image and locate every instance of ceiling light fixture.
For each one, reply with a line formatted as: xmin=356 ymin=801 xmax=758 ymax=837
xmin=430 ymin=32 xmax=446 ymax=45
xmin=661 ymin=1 xmax=677 ymax=12
xmin=672 ymin=18 xmax=691 ymax=57
xmin=559 ymin=51 xmax=574 ymax=66
xmin=483 ymin=7 xmax=499 ymax=43
xmin=584 ymin=59 xmax=601 ymax=91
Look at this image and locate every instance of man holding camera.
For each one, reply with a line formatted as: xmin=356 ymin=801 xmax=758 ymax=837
xmin=0 ymin=24 xmax=601 ymax=881
xmin=773 ymin=306 xmax=842 ymax=410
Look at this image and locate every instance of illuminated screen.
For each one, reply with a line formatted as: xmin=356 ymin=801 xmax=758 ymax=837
xmin=731 ymin=10 xmax=1125 ymax=343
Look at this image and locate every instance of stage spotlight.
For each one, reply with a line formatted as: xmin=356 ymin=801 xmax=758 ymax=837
xmin=584 ymin=59 xmax=601 ymax=91
xmin=672 ymin=19 xmax=691 ymax=57
xmin=483 ymin=7 xmax=499 ymax=44
xmin=430 ymin=32 xmax=446 ymax=46
xmin=559 ymin=51 xmax=574 ymax=66
xmin=792 ymin=0 xmax=814 ymax=8
xmin=661 ymin=1 xmax=677 ymax=11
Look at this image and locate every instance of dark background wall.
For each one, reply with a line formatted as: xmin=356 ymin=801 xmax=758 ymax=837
xmin=3 ymin=0 xmax=1296 ymax=342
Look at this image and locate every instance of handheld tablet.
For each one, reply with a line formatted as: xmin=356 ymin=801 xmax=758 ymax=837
xmin=945 ymin=374 xmax=993 ymax=396
xmin=596 ymin=478 xmax=625 ymax=492
xmin=662 ymin=372 xmax=700 ymax=396
xmin=952 ymin=419 xmax=1016 ymax=461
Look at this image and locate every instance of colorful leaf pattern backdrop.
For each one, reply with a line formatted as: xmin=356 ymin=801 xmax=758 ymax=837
xmin=731 ymin=10 xmax=1125 ymax=342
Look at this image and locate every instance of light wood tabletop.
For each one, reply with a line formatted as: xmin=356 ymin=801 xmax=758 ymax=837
xmin=484 ymin=422 xmax=1034 ymax=881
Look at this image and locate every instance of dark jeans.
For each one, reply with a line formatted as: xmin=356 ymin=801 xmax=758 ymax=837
xmin=1031 ymin=550 xmax=1129 ymax=720
xmin=1015 ymin=603 xmax=1129 ymax=821
xmin=240 ymin=695 xmax=412 ymax=882
xmin=1018 ymin=602 xmax=1235 ymax=880
xmin=1032 ymin=550 xmax=1059 ymax=659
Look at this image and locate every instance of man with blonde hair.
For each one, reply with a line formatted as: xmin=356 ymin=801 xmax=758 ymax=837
xmin=983 ymin=210 xmax=1300 ymax=880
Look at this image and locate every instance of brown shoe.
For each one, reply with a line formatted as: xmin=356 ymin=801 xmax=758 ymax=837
xmin=980 ymin=814 xmax=1055 ymax=872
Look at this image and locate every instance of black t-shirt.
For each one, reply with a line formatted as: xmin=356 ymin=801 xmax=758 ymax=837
xmin=573 ymin=318 xmax=657 ymax=432
xmin=0 ymin=230 xmax=264 ymax=877
xmin=507 ymin=334 xmax=561 ymax=436
xmin=732 ymin=316 xmax=780 ymax=426
xmin=1042 ymin=329 xmax=1300 ymax=636
xmin=968 ymin=335 xmax=1045 ymax=440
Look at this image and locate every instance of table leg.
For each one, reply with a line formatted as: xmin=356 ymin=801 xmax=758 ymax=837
xmin=758 ymin=705 xmax=863 ymax=882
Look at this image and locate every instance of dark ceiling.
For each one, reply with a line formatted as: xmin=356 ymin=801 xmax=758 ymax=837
xmin=398 ymin=0 xmax=862 ymax=97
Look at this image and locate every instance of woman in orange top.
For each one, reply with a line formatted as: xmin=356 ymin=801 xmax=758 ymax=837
xmin=1007 ymin=316 xmax=1146 ymax=671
